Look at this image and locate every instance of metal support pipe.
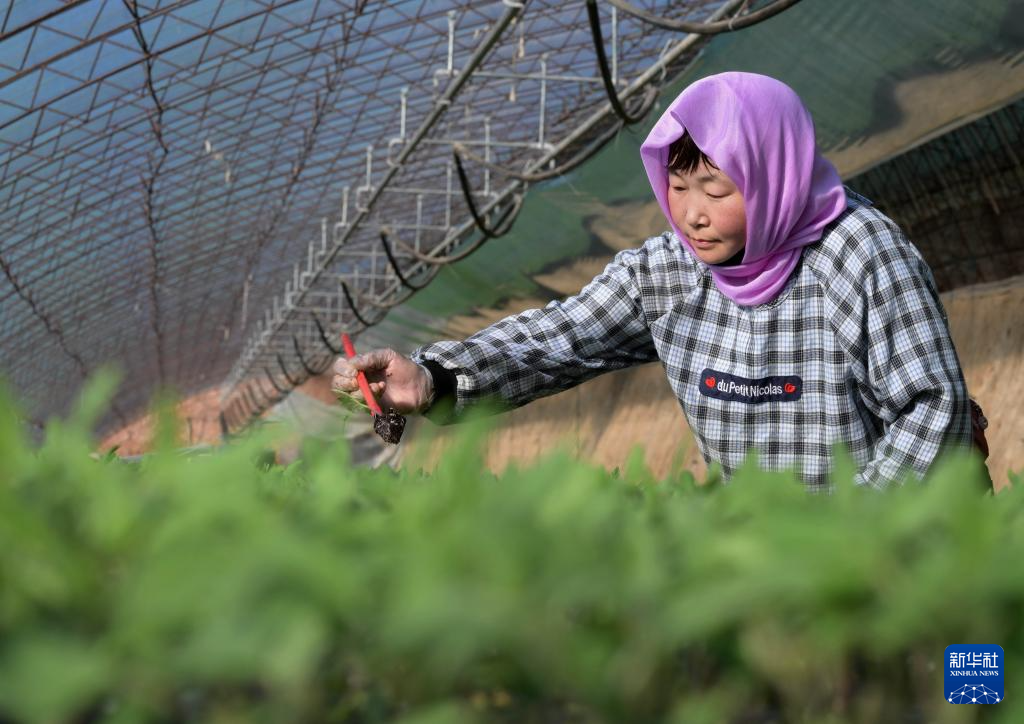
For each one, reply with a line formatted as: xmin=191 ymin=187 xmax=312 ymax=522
xmin=222 ymin=0 xmax=747 ymax=411
xmin=221 ymin=2 xmax=525 ymax=404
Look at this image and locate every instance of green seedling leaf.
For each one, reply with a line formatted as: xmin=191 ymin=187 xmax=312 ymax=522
xmin=333 ymin=387 xmax=371 ymax=415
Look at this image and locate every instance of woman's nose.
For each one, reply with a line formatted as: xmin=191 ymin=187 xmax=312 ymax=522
xmin=685 ymin=202 xmax=708 ymax=228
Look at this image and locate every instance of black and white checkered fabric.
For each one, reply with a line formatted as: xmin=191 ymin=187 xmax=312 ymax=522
xmin=412 ymin=192 xmax=971 ymax=490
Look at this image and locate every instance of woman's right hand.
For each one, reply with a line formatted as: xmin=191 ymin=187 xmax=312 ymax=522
xmin=332 ymin=348 xmax=434 ymax=415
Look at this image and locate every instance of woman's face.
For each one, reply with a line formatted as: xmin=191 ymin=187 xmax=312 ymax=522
xmin=667 ymin=160 xmax=747 ymax=265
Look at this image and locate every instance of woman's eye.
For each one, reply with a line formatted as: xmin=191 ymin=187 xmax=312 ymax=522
xmin=671 ymin=185 xmax=687 ymax=192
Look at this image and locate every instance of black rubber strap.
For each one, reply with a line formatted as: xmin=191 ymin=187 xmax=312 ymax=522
xmin=419 ymin=359 xmax=458 ymax=425
xmin=421 ymin=359 xmax=456 ymax=405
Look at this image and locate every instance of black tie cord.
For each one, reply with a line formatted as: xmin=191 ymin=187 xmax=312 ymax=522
xmin=379 ymin=229 xmax=431 ymax=291
xmin=263 ymin=367 xmax=288 ymax=395
xmin=277 ymin=354 xmax=302 ymax=387
xmin=294 ymin=335 xmax=330 ymax=375
xmin=312 ymin=313 xmax=343 ymax=356
xmin=585 ymin=0 xmax=660 ymax=125
xmin=453 ymin=149 xmax=523 ymax=239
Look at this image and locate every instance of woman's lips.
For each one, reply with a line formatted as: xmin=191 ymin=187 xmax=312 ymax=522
xmin=690 ymin=237 xmax=717 ymax=249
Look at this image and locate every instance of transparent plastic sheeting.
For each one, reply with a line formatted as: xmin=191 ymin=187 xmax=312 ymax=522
xmin=0 ymin=0 xmax=737 ymax=433
xmin=2 ymin=0 xmax=1021 ymax=436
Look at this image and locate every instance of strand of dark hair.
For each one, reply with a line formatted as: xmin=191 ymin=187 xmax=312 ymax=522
xmin=667 ymin=131 xmax=715 ymax=174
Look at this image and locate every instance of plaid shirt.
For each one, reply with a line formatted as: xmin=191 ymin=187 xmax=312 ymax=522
xmin=412 ymin=192 xmax=971 ymax=490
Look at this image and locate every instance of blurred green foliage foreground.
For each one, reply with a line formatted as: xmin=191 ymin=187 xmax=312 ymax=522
xmin=0 ymin=373 xmax=1021 ymax=724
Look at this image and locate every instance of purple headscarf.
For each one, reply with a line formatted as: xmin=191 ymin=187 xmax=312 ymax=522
xmin=640 ymin=72 xmax=847 ymax=306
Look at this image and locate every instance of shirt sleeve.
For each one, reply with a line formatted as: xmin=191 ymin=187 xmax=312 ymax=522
xmin=410 ymin=247 xmax=658 ymax=424
xmin=823 ymin=212 xmax=972 ymax=488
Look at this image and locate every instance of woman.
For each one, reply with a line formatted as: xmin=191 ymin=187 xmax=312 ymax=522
xmin=333 ymin=72 xmax=972 ymax=490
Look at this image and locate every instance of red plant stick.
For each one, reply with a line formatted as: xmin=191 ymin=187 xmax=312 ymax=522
xmin=341 ymin=333 xmax=383 ymax=416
